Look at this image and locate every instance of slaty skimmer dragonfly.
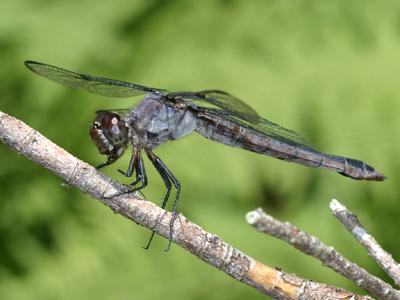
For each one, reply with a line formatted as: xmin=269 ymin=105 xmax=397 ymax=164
xmin=25 ymin=60 xmax=386 ymax=250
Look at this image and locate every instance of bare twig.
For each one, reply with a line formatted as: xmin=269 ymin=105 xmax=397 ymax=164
xmin=330 ymin=199 xmax=400 ymax=287
xmin=246 ymin=208 xmax=400 ymax=300
xmin=0 ymin=111 xmax=372 ymax=300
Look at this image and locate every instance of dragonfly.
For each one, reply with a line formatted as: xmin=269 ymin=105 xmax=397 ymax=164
xmin=24 ymin=60 xmax=386 ymax=251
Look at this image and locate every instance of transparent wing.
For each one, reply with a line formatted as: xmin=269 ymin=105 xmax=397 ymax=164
xmin=193 ymin=107 xmax=309 ymax=146
xmin=169 ymin=89 xmax=308 ymax=145
xmin=167 ymin=90 xmax=259 ymax=123
xmin=25 ymin=60 xmax=167 ymax=98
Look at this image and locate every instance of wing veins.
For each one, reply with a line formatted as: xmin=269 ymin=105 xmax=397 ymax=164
xmin=25 ymin=60 xmax=166 ymax=98
xmin=196 ymin=107 xmax=309 ymax=147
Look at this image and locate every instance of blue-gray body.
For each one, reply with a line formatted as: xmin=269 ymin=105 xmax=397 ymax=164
xmin=127 ymin=94 xmax=384 ymax=181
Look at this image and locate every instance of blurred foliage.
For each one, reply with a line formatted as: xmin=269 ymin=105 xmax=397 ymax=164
xmin=0 ymin=0 xmax=400 ymax=299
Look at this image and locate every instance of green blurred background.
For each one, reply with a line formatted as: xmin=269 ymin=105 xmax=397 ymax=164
xmin=0 ymin=1 xmax=399 ymax=299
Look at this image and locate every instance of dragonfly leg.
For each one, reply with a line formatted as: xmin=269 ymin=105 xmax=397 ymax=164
xmin=117 ymin=150 xmax=137 ymax=177
xmin=103 ymin=149 xmax=147 ymax=200
xmin=145 ymin=150 xmax=180 ymax=252
xmin=142 ymin=159 xmax=171 ymax=250
xmin=96 ymin=152 xmax=121 ymax=170
xmin=143 ymin=150 xmax=172 ymax=250
xmin=95 ymin=160 xmax=114 ymax=170
xmin=116 ymin=149 xmax=147 ymax=190
xmin=130 ymin=156 xmax=148 ymax=191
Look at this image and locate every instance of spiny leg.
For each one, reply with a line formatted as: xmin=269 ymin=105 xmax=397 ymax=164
xmin=117 ymin=149 xmax=137 ymax=177
xmin=158 ymin=157 xmax=181 ymax=252
xmin=143 ymin=153 xmax=172 ymax=250
xmin=122 ymin=149 xmax=148 ymax=191
xmin=146 ymin=150 xmax=180 ymax=252
xmin=130 ymin=155 xmax=148 ymax=191
xmin=96 ymin=160 xmax=114 ymax=170
xmin=111 ymin=149 xmax=148 ymax=197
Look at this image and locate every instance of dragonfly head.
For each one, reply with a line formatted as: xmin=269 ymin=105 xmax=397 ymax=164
xmin=89 ymin=111 xmax=129 ymax=164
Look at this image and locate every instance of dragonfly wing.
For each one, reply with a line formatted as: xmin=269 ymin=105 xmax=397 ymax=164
xmin=168 ymin=90 xmax=259 ymax=123
xmin=169 ymin=89 xmax=308 ymax=146
xmin=25 ymin=60 xmax=168 ymax=98
xmin=194 ymin=107 xmax=309 ymax=147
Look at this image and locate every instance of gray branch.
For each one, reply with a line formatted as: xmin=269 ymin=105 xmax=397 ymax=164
xmin=0 ymin=111 xmax=372 ymax=300
xmin=330 ymin=199 xmax=400 ymax=287
xmin=246 ymin=208 xmax=400 ymax=300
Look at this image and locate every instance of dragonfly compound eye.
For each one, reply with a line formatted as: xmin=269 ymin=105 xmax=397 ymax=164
xmin=89 ymin=111 xmax=129 ymax=161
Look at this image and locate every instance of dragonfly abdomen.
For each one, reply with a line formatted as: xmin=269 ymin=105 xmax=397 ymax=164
xmin=330 ymin=156 xmax=386 ymax=181
xmin=195 ymin=113 xmax=386 ymax=181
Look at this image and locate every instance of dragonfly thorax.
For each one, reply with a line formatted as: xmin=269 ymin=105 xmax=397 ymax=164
xmin=127 ymin=95 xmax=198 ymax=149
xmin=89 ymin=111 xmax=129 ymax=163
